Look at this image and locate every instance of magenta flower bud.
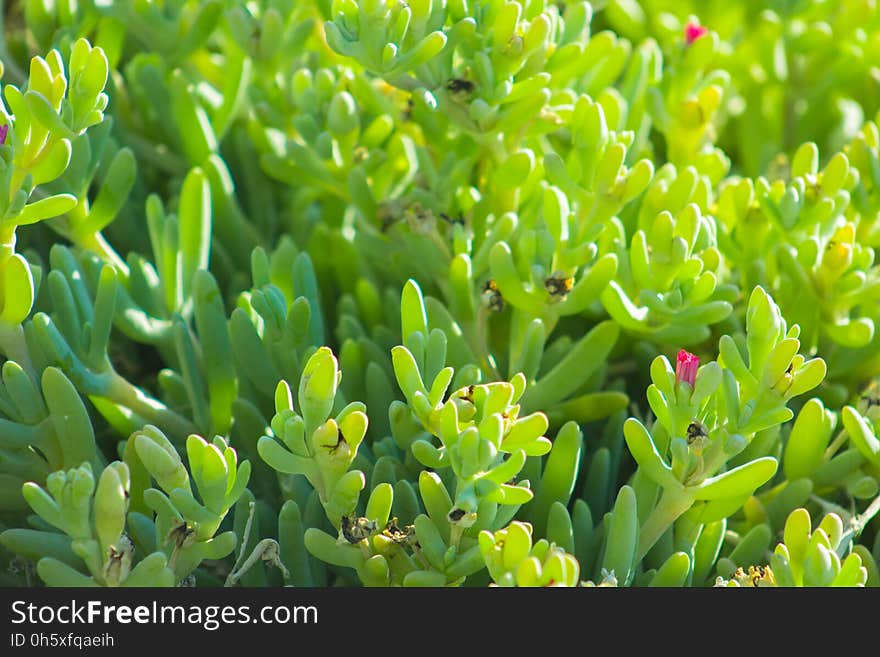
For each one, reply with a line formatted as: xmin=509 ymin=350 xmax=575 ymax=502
xmin=684 ymin=22 xmax=708 ymax=45
xmin=676 ymin=350 xmax=699 ymax=387
xmin=0 ymin=124 xmax=8 ymax=145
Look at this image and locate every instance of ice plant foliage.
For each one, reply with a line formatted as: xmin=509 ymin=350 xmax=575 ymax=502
xmin=0 ymin=0 xmax=879 ymax=589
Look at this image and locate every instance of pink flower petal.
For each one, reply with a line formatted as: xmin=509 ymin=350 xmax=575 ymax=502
xmin=685 ymin=22 xmax=708 ymax=45
xmin=676 ymin=349 xmax=699 ymax=387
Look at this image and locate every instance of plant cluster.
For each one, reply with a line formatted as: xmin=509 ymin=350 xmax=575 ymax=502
xmin=0 ymin=0 xmax=879 ymax=588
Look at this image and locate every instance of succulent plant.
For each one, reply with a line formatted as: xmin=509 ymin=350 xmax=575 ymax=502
xmin=0 ymin=0 xmax=878 ymax=591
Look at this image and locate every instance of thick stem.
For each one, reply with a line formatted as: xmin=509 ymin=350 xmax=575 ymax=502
xmin=695 ymin=434 xmax=731 ymax=484
xmin=823 ymin=429 xmax=848 ymax=461
xmin=449 ymin=523 xmax=464 ymax=550
xmin=106 ymin=373 xmax=197 ymax=440
xmin=636 ymin=487 xmax=694 ymax=562
xmin=76 ymin=232 xmax=130 ymax=277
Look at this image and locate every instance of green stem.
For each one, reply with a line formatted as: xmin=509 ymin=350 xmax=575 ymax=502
xmin=75 ymin=232 xmax=130 ymax=277
xmin=106 ymin=373 xmax=198 ymax=440
xmin=410 ymin=544 xmax=432 ymax=571
xmin=694 ymin=429 xmax=735 ymax=483
xmin=823 ymin=428 xmax=848 ymax=461
xmin=636 ymin=487 xmax=694 ymax=562
xmin=449 ymin=523 xmax=463 ymax=551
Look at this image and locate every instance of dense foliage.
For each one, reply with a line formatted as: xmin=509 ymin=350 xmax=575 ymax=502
xmin=1 ymin=0 xmax=879 ymax=587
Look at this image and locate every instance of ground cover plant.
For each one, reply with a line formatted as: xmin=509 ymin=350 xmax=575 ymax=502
xmin=0 ymin=0 xmax=879 ymax=588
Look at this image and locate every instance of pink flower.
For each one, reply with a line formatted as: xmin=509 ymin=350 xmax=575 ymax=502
xmin=684 ymin=22 xmax=708 ymax=45
xmin=676 ymin=350 xmax=699 ymax=387
xmin=0 ymin=125 xmax=8 ymax=145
